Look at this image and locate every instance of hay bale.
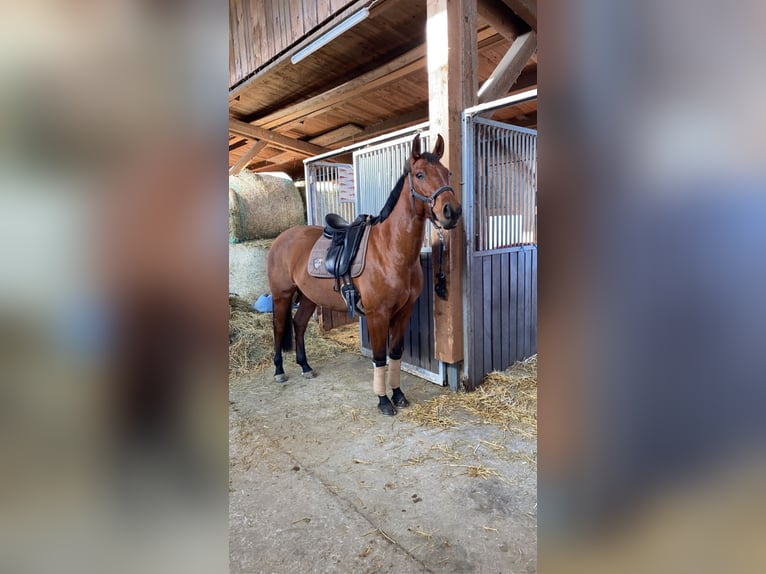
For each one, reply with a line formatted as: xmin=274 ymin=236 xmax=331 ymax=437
xmin=229 ymin=171 xmax=305 ymax=242
xmin=229 ymin=239 xmax=273 ymax=303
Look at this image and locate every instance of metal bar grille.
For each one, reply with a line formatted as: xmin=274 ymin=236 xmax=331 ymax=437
xmin=354 ymin=133 xmax=433 ymax=251
xmin=473 ymin=119 xmax=537 ymax=251
xmin=304 ymin=161 xmax=356 ymax=226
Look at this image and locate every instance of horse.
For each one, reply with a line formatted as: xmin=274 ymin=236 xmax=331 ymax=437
xmin=267 ymin=133 xmax=462 ymax=415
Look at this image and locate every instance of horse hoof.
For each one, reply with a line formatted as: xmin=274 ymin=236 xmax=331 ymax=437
xmin=392 ymin=395 xmax=410 ymax=408
xmin=378 ymin=402 xmax=397 ymax=416
xmin=274 ymin=374 xmax=288 ymax=383
xmin=301 ymin=370 xmax=315 ymax=379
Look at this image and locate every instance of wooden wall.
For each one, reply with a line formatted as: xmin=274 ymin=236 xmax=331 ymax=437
xmin=230 ymin=0 xmax=358 ymax=88
xmin=468 ymin=246 xmax=537 ymax=385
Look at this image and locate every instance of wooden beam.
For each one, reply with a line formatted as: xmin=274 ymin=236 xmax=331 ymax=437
xmin=228 ymin=119 xmax=329 ymax=157
xmin=427 ymin=0 xmax=477 ymax=366
xmin=229 ymin=140 xmax=267 ymax=175
xmin=477 ymin=0 xmax=530 ymax=41
xmin=354 ymin=106 xmax=429 ymax=141
xmin=499 ymin=0 xmax=537 ymax=30
xmin=228 ymin=138 xmax=248 ymax=152
xmin=254 ymin=44 xmax=427 ymax=130
xmin=478 ymin=30 xmax=536 ymax=104
xmin=309 ymin=124 xmax=364 ymax=146
xmin=259 ymin=149 xmax=302 ymax=166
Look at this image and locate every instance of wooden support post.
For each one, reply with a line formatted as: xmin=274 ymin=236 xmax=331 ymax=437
xmin=426 ymin=0 xmax=477 ymax=366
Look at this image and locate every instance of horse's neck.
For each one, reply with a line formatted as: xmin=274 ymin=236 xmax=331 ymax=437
xmin=374 ymin=190 xmax=426 ymax=266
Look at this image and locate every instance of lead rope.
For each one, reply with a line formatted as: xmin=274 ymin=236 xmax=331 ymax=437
xmin=409 ymin=172 xmax=449 ymax=300
xmin=434 ymin=226 xmax=447 ymax=299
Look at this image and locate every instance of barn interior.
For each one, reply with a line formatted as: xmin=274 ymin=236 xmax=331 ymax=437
xmin=229 ymin=0 xmax=537 ymax=181
xmin=229 ymin=2 xmax=539 ymax=571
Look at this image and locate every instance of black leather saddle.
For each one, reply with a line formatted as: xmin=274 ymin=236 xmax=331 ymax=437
xmin=323 ymin=213 xmax=370 ymax=318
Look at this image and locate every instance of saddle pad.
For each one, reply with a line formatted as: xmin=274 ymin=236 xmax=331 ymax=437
xmin=307 ymin=225 xmax=371 ymax=279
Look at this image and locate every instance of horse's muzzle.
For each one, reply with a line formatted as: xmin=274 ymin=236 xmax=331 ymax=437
xmin=442 ymin=203 xmax=462 ymax=229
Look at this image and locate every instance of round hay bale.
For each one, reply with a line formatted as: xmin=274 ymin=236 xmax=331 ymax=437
xmin=229 ymin=171 xmax=305 ymax=242
xmin=229 ymin=188 xmax=242 ymax=243
xmin=229 ymin=239 xmax=273 ymax=303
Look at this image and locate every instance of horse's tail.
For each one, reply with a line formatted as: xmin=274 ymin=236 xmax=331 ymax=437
xmin=275 ymin=297 xmax=294 ymax=352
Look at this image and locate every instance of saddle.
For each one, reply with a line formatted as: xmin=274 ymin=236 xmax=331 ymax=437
xmin=307 ymin=214 xmax=371 ymax=318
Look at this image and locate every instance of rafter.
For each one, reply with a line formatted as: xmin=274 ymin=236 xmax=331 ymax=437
xmin=254 ymin=44 xmax=427 ymax=131
xmin=477 ymin=30 xmax=537 ymax=104
xmin=309 ymin=124 xmax=364 ymax=146
xmin=229 ymin=140 xmax=267 ymax=175
xmin=477 ymin=0 xmax=530 ymax=41
xmin=228 ymin=119 xmax=329 ymax=157
xmin=499 ymin=0 xmax=537 ymax=30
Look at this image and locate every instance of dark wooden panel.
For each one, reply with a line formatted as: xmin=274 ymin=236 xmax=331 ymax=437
xmin=469 ymin=246 xmax=537 ymax=385
xmin=531 ymin=246 xmax=538 ymax=354
xmin=491 ymin=253 xmax=503 ymax=370
xmin=420 ymin=253 xmax=438 ymax=372
xmin=523 ymin=249 xmax=533 ymax=357
xmin=422 ymin=253 xmax=435 ymax=371
xmin=500 ymin=251 xmax=511 ymax=369
xmin=509 ymin=249 xmax=519 ymax=363
xmin=482 ymin=256 xmax=493 ymax=377
xmin=470 ymin=252 xmax=483 ymax=386
xmin=317 ymin=306 xmax=355 ymax=331
xmin=404 ymin=281 xmax=417 ymax=362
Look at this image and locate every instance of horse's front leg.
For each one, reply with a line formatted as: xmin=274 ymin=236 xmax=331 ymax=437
xmin=366 ymin=312 xmax=396 ymax=416
xmin=387 ymin=303 xmax=415 ymax=408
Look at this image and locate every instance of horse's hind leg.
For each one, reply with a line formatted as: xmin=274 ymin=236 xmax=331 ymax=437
xmin=293 ymin=294 xmax=317 ymax=378
xmin=272 ymin=293 xmax=294 ymax=383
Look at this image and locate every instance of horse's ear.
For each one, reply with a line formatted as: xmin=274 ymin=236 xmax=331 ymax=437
xmin=432 ymin=134 xmax=445 ymax=159
xmin=411 ymin=134 xmax=422 ymax=160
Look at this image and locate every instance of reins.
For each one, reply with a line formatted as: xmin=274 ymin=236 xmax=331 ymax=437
xmin=407 ymin=172 xmax=451 ymax=300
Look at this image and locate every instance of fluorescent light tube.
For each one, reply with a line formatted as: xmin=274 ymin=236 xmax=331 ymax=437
xmin=291 ymin=7 xmax=370 ymax=65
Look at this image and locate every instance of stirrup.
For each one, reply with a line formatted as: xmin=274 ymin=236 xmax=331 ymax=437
xmin=341 ymin=282 xmax=357 ymax=318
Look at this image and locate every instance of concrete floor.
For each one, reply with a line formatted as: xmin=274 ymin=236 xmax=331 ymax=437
xmin=229 ymin=352 xmax=537 ymax=574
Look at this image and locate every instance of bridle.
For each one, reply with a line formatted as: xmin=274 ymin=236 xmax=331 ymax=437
xmin=406 ymin=169 xmax=454 ymax=300
xmin=407 ymin=171 xmax=454 ymax=230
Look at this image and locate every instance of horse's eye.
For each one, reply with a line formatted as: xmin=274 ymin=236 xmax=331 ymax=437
xmin=416 ymin=172 xmax=425 ymax=180
xmin=448 ymin=171 xmax=452 ymax=177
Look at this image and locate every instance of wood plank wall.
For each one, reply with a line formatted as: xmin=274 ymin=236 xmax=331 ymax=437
xmin=230 ymin=0 xmax=357 ymax=88
xmin=468 ymin=246 xmax=537 ymax=385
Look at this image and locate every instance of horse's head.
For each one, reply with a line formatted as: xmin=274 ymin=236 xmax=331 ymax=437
xmin=407 ymin=134 xmax=462 ymax=230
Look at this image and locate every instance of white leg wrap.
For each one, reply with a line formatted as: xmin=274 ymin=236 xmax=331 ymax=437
xmin=373 ymin=365 xmax=387 ymax=396
xmin=388 ymin=359 xmax=402 ymax=389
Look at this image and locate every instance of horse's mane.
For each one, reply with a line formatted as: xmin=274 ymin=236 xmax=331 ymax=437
xmin=369 ymin=172 xmax=407 ymax=226
xmin=369 ymin=153 xmax=440 ymax=226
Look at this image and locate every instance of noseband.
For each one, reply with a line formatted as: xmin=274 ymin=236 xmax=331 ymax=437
xmin=407 ymin=172 xmax=454 ymax=230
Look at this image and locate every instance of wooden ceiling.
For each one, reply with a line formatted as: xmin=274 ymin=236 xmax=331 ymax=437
xmin=229 ymin=0 xmax=538 ymax=180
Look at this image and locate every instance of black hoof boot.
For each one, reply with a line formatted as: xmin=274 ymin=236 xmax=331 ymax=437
xmin=377 ymin=395 xmax=397 ymax=416
xmin=391 ymin=388 xmax=410 ymax=408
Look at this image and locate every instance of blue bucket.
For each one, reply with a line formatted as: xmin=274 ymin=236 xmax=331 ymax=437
xmin=253 ymin=293 xmax=273 ymax=313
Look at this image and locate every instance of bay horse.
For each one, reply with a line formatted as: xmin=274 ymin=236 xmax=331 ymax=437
xmin=267 ymin=134 xmax=462 ymax=415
